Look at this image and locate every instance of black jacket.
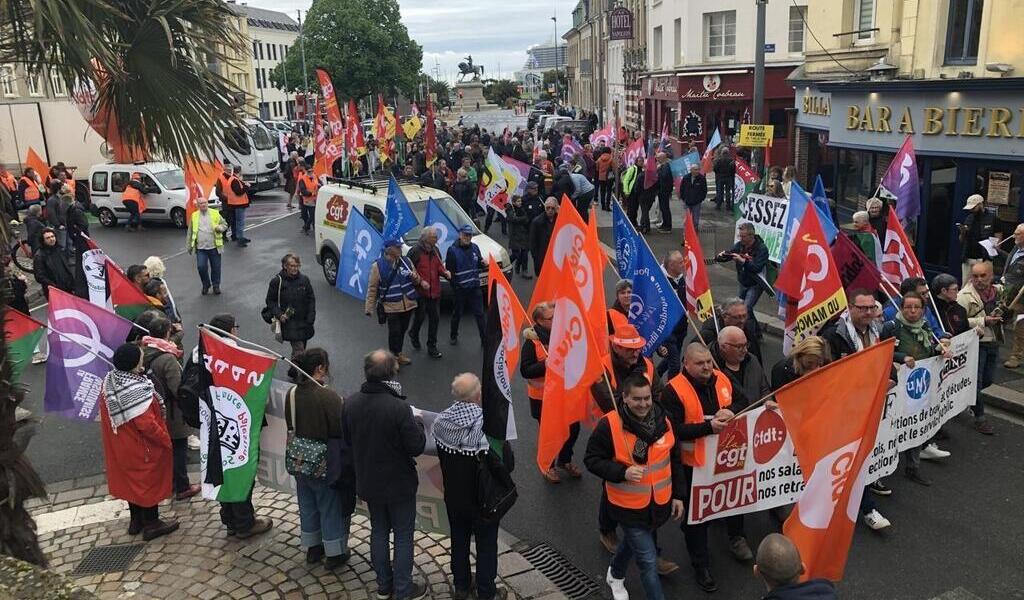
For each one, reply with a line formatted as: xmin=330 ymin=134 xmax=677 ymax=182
xmin=506 ymin=204 xmax=530 ymax=251
xmin=770 ymin=356 xmax=807 ymax=391
xmin=551 ymin=171 xmax=574 ymax=200
xmin=664 ymin=271 xmax=688 ymax=339
xmin=934 ymin=297 xmax=970 ymax=335
xmin=762 ymin=579 xmax=837 ymax=600
xmin=656 ymin=163 xmax=674 ymax=197
xmin=961 ymin=210 xmax=995 ymax=260
xmin=342 ymin=380 xmax=426 ymax=503
xmin=662 ymin=371 xmax=746 ymax=441
xmin=709 ymin=344 xmax=769 ymax=409
xmin=679 ymin=173 xmax=708 ymax=207
xmin=584 ymin=403 xmax=685 ymax=529
xmin=699 ymin=312 xmax=763 ymax=364
xmin=522 ymin=192 xmax=545 ymax=223
xmin=264 ymin=270 xmax=316 ymax=342
xmin=452 ymin=180 xmax=476 ymax=216
xmin=712 ymin=156 xmax=736 ymax=179
xmin=529 ymin=213 xmax=556 ymax=259
xmin=33 ymin=244 xmax=73 ymax=297
xmin=728 ymin=236 xmax=770 ymax=288
xmin=66 ymin=201 xmax=90 ymax=250
xmin=24 ymin=216 xmax=44 ymax=252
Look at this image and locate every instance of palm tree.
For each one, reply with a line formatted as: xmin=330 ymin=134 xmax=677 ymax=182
xmin=0 ymin=0 xmax=249 ymax=566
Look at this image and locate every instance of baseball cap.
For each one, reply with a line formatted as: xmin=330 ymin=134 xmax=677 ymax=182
xmin=458 ymin=224 xmax=475 ymax=235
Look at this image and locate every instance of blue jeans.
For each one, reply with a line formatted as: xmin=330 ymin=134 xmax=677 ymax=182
xmin=368 ymin=496 xmax=417 ymax=598
xmin=195 ymin=248 xmax=221 ymax=289
xmin=234 ymin=207 xmax=247 ymax=241
xmin=296 ymin=475 xmax=353 ymax=557
xmin=976 ymin=342 xmax=998 ymax=418
xmin=738 ymin=281 xmax=763 ymax=311
xmin=610 ymin=525 xmax=664 ymax=600
xmin=686 ymin=203 xmax=701 ymax=230
xmin=448 ymin=509 xmax=499 ymax=599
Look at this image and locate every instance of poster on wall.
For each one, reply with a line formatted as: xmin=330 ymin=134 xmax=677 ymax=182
xmin=988 ymin=171 xmax=1011 ymax=205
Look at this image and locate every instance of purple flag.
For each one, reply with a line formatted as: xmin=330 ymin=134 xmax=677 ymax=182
xmin=880 ymin=137 xmax=920 ymax=222
xmin=44 ymin=288 xmax=134 ymax=421
xmin=560 ymin=134 xmax=583 ymax=163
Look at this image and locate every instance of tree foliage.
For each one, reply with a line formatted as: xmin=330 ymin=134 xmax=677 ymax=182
xmin=270 ymin=0 xmax=422 ymax=100
xmin=483 ymin=79 xmax=519 ymax=106
xmin=424 ymin=76 xmax=451 ymax=108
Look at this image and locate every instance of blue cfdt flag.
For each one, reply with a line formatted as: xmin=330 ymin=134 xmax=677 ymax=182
xmin=612 ymin=201 xmax=683 ymax=356
xmin=811 ymin=175 xmax=831 ymax=218
xmin=382 ymin=176 xmax=418 ymax=241
xmin=423 ymin=197 xmax=459 ymax=258
xmin=337 ymin=207 xmax=384 ymax=300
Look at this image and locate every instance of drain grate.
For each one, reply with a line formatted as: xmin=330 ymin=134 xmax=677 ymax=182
xmin=73 ymin=543 xmax=145 ymax=576
xmin=518 ymin=542 xmax=602 ymax=600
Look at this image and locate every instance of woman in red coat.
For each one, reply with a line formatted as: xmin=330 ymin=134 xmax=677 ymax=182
xmin=99 ymin=343 xmax=179 ymax=541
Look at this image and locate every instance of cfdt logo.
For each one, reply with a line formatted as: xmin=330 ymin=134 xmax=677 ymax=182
xmin=752 ymin=408 xmax=787 ymax=464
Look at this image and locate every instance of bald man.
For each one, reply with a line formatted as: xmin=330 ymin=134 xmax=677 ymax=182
xmin=753 ymin=534 xmax=836 ymax=599
xmin=711 ymin=326 xmax=770 ymax=411
xmin=957 ymin=261 xmax=999 ymax=435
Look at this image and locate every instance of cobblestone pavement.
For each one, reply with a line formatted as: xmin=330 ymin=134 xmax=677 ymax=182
xmin=29 ymin=478 xmax=565 ymax=600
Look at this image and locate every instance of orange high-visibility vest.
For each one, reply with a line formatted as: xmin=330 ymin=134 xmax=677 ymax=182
xmin=602 ymin=354 xmax=654 ymax=391
xmin=0 ymin=172 xmax=16 ymax=192
xmin=525 ymin=337 xmax=548 ymax=401
xmin=666 ymin=371 xmax=732 ymax=466
xmin=604 ymin=410 xmax=675 ymax=509
xmin=122 ymin=183 xmax=147 ymax=213
xmin=222 ymin=174 xmax=247 ymax=206
xmin=607 ymin=308 xmax=629 ymax=333
xmin=19 ymin=176 xmax=40 ymax=202
xmin=297 ymin=173 xmax=319 ymax=205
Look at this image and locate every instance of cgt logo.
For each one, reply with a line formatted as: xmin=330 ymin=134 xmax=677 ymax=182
xmin=714 ymin=415 xmax=748 ymax=475
xmin=796 ymin=438 xmax=866 ymax=529
xmin=552 ymin=225 xmax=595 ymax=307
xmin=549 ymin=298 xmax=591 ymax=388
xmin=496 ymin=282 xmax=519 ymax=354
xmin=324 ymin=195 xmax=350 ymax=229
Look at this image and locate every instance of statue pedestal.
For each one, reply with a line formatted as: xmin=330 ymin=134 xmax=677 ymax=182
xmin=455 ymin=82 xmax=499 ymax=111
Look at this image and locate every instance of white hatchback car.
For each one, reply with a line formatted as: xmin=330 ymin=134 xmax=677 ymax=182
xmin=89 ymin=162 xmax=221 ymax=229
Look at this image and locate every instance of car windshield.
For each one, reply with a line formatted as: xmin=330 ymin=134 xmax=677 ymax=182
xmin=152 ymin=168 xmax=186 ymax=190
xmin=248 ymin=124 xmax=276 ymax=151
xmin=402 ymin=195 xmax=480 ymax=241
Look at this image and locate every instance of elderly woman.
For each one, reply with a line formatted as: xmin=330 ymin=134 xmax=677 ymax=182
xmin=144 ymin=256 xmax=180 ymax=323
xmin=99 ymin=343 xmax=178 ymax=541
xmin=607 ymin=279 xmax=632 ymax=333
xmin=866 ymin=197 xmax=889 ymax=241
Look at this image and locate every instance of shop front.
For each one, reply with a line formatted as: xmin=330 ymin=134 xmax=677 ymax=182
xmin=640 ymin=74 xmax=678 ymax=137
xmin=793 ymin=78 xmax=1024 ymax=278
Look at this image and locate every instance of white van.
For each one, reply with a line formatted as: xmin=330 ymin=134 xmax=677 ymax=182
xmin=314 ymin=177 xmax=512 ymax=291
xmin=216 ymin=118 xmax=280 ymax=192
xmin=89 ymin=162 xmax=220 ymax=229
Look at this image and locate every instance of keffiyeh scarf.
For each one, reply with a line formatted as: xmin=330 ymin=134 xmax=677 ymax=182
xmin=103 ymin=370 xmax=161 ymax=433
xmin=432 ymin=401 xmax=488 ymax=455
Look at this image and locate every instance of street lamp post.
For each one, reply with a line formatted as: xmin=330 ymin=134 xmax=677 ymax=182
xmin=552 ymin=13 xmax=559 ymax=103
xmin=752 ymin=0 xmax=767 ymax=176
xmin=254 ymin=38 xmax=266 ymax=119
xmin=298 ymin=10 xmax=309 ymax=116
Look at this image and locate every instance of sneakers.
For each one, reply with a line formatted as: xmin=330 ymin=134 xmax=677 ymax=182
xmin=142 ymin=518 xmax=180 ymax=541
xmin=868 ymin=480 xmax=893 ymax=496
xmin=606 ymin=567 xmax=629 ymax=600
xmin=559 ymin=462 xmax=583 ymax=479
xmin=920 ymin=443 xmax=951 ymax=460
xmin=187 ymin=434 xmax=201 ymax=451
xmin=728 ymin=536 xmax=754 ymax=562
xmin=31 ymin=352 xmax=47 ymax=364
xmin=213 ymin=286 xmax=221 ymax=295
xmin=397 ymin=581 xmax=427 ymax=600
xmin=904 ymin=468 xmax=932 ymax=486
xmin=396 ymin=353 xmax=412 ymax=366
xmin=974 ymin=419 xmax=994 ymax=435
xmin=428 ymin=348 xmax=443 ymax=359
xmin=599 ymin=530 xmax=618 ymax=553
xmin=862 ymin=509 xmax=891 ymax=530
xmin=174 ymin=483 xmax=201 ymax=501
xmin=656 ymin=556 xmax=680 ymax=575
xmin=1004 ymin=358 xmax=1021 ymax=368
xmin=542 ymin=467 xmax=561 ymax=484
xmin=235 ymin=516 xmax=273 ymax=539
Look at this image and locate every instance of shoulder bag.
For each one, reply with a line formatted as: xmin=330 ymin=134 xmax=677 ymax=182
xmin=375 ymin=258 xmax=402 ymax=324
xmin=284 ymin=386 xmax=329 ymax=480
xmin=477 ymin=444 xmax=517 ymax=524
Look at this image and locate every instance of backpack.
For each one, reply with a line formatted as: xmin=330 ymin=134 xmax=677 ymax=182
xmin=176 ymin=353 xmax=205 ymax=429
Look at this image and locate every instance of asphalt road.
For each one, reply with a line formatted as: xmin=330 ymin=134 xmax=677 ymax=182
xmin=20 ymin=154 xmax=1024 ymax=598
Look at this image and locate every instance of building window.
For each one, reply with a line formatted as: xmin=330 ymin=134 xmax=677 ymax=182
xmin=652 ymin=26 xmax=663 ymax=68
xmin=252 ymin=41 xmax=258 ymax=59
xmin=49 ymin=71 xmax=67 ymax=97
xmin=271 ymin=44 xmax=277 ymax=61
xmin=945 ymin=0 xmax=984 ymax=64
xmin=1 ymin=65 xmax=17 ymax=97
xmin=673 ymin=18 xmax=682 ymax=65
xmin=856 ymin=0 xmax=875 ymax=41
xmin=705 ymin=11 xmax=736 ymax=58
xmin=259 ymin=43 xmax=264 ymax=60
xmin=26 ymin=72 xmax=42 ymax=96
xmin=789 ymin=5 xmax=805 ymax=53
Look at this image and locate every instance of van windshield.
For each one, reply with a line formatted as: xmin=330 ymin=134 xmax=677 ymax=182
xmin=402 ymin=195 xmax=480 ymax=241
xmin=248 ymin=124 xmax=276 ymax=151
xmin=153 ymin=168 xmax=186 ymax=190
xmin=224 ymin=127 xmax=251 ymax=154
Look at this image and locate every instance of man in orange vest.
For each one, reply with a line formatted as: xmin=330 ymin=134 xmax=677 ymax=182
xmin=121 ymin=172 xmax=148 ymax=232
xmin=295 ymin=165 xmax=319 ymax=234
xmin=661 ymin=343 xmax=750 ymax=593
xmin=584 ymin=374 xmax=685 ymax=600
xmin=18 ymin=167 xmax=42 ymax=207
xmin=0 ymin=167 xmax=17 ymax=194
xmin=214 ymin=162 xmax=236 ymax=244
xmin=520 ymin=301 xmax=582 ymax=484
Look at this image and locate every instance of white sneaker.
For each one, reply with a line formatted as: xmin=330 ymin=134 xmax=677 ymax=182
xmin=920 ymin=443 xmax=951 ymax=460
xmin=31 ymin=352 xmax=47 ymax=364
xmin=606 ymin=567 xmax=629 ymax=600
xmin=187 ymin=435 xmax=201 ymax=451
xmin=862 ymin=509 xmax=891 ymax=530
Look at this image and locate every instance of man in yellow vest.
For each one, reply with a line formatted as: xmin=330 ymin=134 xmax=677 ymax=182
xmin=661 ymin=342 xmax=751 ymax=593
xmin=186 ymin=196 xmax=228 ymax=295
xmin=584 ymin=374 xmax=685 ymax=600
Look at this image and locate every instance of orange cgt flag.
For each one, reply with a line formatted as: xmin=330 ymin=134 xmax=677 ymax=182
xmin=776 ymin=338 xmax=895 ymax=582
xmin=487 ymin=258 xmax=530 ymax=374
xmin=530 ymin=195 xmax=608 ymax=352
xmin=25 ymin=147 xmax=49 ymax=180
xmin=536 ymin=278 xmax=605 ymax=474
xmin=184 ymin=159 xmax=222 ymax=224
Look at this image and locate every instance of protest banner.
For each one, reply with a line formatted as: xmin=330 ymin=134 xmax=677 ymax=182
xmin=737 ymin=124 xmax=774 ymax=147
xmin=688 ymin=331 xmax=979 ymax=524
xmin=257 ymin=380 xmax=451 ymax=534
xmin=735 ymin=193 xmax=789 ymax=263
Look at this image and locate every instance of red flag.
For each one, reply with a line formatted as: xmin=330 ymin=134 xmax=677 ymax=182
xmin=184 ymin=159 xmax=222 ymax=224
xmin=314 ymin=67 xmax=345 ymax=142
xmin=424 ymin=96 xmax=437 ymax=167
xmin=775 ymin=205 xmax=847 ymax=352
xmin=642 ymin=145 xmax=658 ymax=190
xmin=683 ymin=215 xmax=715 ymax=322
xmin=346 ymin=99 xmax=366 ymax=164
xmin=106 ymin=260 xmax=151 ymax=320
xmin=734 ymin=156 xmax=759 ymax=184
xmin=313 ymin=100 xmax=342 ymax=182
xmin=777 ymin=339 xmax=895 ymax=581
xmin=880 ymin=209 xmax=924 ymax=285
xmin=536 ymin=279 xmax=605 ymax=474
xmin=831 ymin=233 xmax=884 ymax=293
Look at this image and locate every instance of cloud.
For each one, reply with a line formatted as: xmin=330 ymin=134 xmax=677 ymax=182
xmin=243 ymin=0 xmax=571 ymax=82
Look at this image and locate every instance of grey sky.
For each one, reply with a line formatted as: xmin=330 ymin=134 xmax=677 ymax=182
xmin=245 ymin=0 xmax=572 ymax=82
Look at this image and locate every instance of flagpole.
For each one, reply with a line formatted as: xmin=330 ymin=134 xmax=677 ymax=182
xmin=877 ymin=285 xmax=945 ymax=346
xmin=198 ymin=324 xmax=325 ymax=388
xmin=683 ymin=311 xmax=721 ymax=371
xmin=42 ymin=323 xmax=116 ymax=369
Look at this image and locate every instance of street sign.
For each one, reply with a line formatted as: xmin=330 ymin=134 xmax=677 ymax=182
xmin=764 ymin=43 xmax=776 ymax=53
xmin=738 ymin=124 xmax=774 ymax=147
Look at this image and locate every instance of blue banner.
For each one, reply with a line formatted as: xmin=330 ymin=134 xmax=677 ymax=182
xmin=382 ymin=176 xmax=418 ymax=241
xmin=424 ymin=197 xmax=458 ymax=259
xmin=337 ymin=207 xmax=384 ymax=300
xmin=811 ymin=175 xmax=831 ymax=218
xmin=669 ymin=151 xmax=701 ymax=179
xmin=612 ymin=201 xmax=684 ymax=356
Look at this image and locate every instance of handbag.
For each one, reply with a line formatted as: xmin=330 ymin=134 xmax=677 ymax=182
xmin=266 ymin=275 xmax=284 ymax=342
xmin=477 ymin=446 xmax=517 ymax=524
xmin=375 ymin=258 xmax=403 ymax=325
xmin=284 ymin=386 xmax=329 ymax=479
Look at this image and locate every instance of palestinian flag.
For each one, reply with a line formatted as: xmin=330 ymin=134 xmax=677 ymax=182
xmin=482 ymin=260 xmax=527 ymax=451
xmin=5 ymin=308 xmax=45 ymax=382
xmin=106 ymin=260 xmax=150 ymax=320
xmin=198 ymin=328 xmax=277 ymax=502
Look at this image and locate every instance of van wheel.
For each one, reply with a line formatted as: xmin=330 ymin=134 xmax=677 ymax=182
xmin=321 ymin=249 xmax=339 ymax=286
xmin=170 ymin=207 xmax=186 ymax=229
xmin=98 ymin=208 xmax=117 ymax=227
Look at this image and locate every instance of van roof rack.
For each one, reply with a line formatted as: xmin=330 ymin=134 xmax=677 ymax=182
xmin=324 ymin=175 xmax=427 ymax=194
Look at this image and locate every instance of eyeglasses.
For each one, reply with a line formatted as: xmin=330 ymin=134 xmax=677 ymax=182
xmin=851 ymin=305 xmax=875 ymax=311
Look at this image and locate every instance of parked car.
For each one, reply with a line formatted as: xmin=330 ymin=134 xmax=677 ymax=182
xmin=89 ymin=162 xmax=221 ymax=229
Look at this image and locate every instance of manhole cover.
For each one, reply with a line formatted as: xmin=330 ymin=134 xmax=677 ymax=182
xmin=73 ymin=543 xmax=145 ymax=576
xmin=518 ymin=542 xmax=602 ymax=600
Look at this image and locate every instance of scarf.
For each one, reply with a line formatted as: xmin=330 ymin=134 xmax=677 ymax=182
xmin=896 ymin=312 xmax=932 ymax=350
xmin=617 ymin=403 xmax=662 ymax=464
xmin=381 ymin=379 xmax=403 ymax=397
xmin=840 ymin=311 xmax=878 ymax=352
xmin=142 ymin=336 xmax=182 ymax=358
xmin=432 ymin=401 xmax=488 ymax=455
xmin=103 ymin=370 xmax=160 ymax=433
